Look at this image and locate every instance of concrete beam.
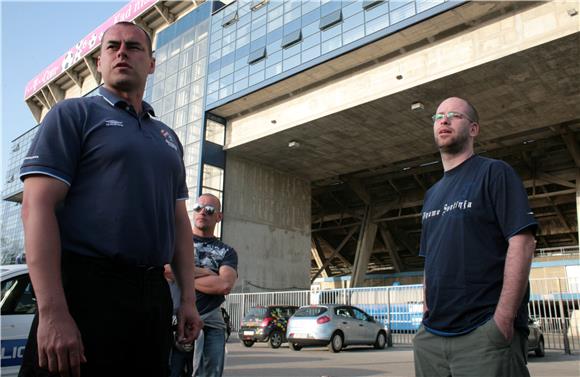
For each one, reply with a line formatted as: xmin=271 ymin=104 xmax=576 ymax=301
xmin=65 ymin=70 xmax=82 ymax=88
xmin=26 ymin=99 xmax=43 ymax=124
xmin=577 ymin=169 xmax=580 ymax=245
xmin=311 ymin=226 xmax=358 ymax=283
xmin=311 ymin=236 xmax=331 ymax=279
xmin=83 ymin=56 xmax=101 ymax=85
xmin=154 ymin=4 xmax=176 ymax=24
xmin=561 ymin=128 xmax=580 ymax=168
xmin=351 ymin=207 xmax=378 ymax=287
xmin=378 ymin=225 xmax=403 ymax=273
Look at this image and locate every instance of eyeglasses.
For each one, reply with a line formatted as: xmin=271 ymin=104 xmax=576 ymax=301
xmin=193 ymin=204 xmax=217 ymax=215
xmin=432 ymin=111 xmax=474 ymax=123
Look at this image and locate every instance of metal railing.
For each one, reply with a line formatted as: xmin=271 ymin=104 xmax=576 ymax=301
xmin=224 ymin=277 xmax=580 ymax=353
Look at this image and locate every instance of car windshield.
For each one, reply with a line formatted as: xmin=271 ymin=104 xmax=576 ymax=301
xmin=294 ymin=307 xmax=328 ymax=317
xmin=243 ymin=307 xmax=268 ymax=320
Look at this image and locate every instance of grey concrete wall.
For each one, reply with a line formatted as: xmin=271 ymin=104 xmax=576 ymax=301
xmin=222 ymin=156 xmax=311 ymax=292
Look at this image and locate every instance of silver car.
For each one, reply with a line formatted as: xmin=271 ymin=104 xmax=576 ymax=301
xmin=286 ymin=304 xmax=388 ymax=352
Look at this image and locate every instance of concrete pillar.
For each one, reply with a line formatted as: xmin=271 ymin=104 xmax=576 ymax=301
xmin=351 ymin=206 xmax=377 ymax=287
xmin=222 ymin=156 xmax=311 ymax=292
xmin=577 ymin=169 xmax=580 ymax=246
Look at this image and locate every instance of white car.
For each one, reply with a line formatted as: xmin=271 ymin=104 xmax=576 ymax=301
xmin=1 ymin=264 xmax=35 ymax=377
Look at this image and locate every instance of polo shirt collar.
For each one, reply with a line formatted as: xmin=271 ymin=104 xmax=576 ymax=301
xmin=98 ymin=86 xmax=156 ymax=117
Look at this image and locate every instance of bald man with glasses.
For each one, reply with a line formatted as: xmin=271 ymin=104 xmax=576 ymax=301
xmin=412 ymin=97 xmax=537 ymax=377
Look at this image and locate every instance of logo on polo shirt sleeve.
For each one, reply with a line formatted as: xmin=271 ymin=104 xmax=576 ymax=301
xmin=160 ymin=129 xmax=178 ymax=151
xmin=104 ymin=120 xmax=124 ymax=127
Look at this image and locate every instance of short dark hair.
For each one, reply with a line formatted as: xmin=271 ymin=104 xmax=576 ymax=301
xmin=462 ymin=98 xmax=479 ymax=123
xmin=102 ymin=21 xmax=153 ymax=56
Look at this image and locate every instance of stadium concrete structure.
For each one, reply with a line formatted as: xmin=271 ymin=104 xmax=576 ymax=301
xmin=2 ymin=0 xmax=579 ymax=291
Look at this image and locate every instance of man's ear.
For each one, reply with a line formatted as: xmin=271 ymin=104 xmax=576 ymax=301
xmin=470 ymin=122 xmax=480 ymax=137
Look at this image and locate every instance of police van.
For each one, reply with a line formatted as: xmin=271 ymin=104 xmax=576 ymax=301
xmin=1 ymin=264 xmax=35 ymax=376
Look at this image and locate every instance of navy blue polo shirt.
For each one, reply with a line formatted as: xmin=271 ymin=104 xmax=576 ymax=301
xmin=419 ymin=155 xmax=537 ymax=335
xmin=20 ymin=87 xmax=188 ymax=266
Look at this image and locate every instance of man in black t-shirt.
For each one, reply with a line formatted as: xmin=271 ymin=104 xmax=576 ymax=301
xmin=191 ymin=194 xmax=238 ymax=377
xmin=412 ymin=97 xmax=537 ymax=377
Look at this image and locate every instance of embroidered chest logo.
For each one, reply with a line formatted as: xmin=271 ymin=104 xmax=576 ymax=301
xmin=160 ymin=129 xmax=178 ymax=151
xmin=104 ymin=120 xmax=124 ymax=127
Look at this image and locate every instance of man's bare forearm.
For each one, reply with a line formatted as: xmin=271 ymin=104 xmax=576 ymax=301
xmin=495 ymin=231 xmax=535 ymax=321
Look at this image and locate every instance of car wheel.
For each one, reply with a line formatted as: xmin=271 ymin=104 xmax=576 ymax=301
xmin=269 ymin=330 xmax=283 ymax=349
xmin=242 ymin=340 xmax=255 ymax=347
xmin=535 ymin=337 xmax=545 ymax=357
xmin=328 ymin=332 xmax=343 ymax=353
xmin=374 ymin=332 xmax=386 ymax=349
xmin=289 ymin=342 xmax=303 ymax=351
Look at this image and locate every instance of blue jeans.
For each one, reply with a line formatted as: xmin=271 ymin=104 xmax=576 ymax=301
xmin=193 ymin=326 xmax=226 ymax=377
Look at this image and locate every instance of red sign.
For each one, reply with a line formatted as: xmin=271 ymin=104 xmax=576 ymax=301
xmin=24 ymin=0 xmax=158 ymax=99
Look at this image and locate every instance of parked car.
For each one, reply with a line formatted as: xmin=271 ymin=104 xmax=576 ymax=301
xmin=286 ymin=304 xmax=388 ymax=353
xmin=1 ymin=264 xmax=35 ymax=377
xmin=528 ymin=317 xmax=545 ymax=357
xmin=238 ymin=305 xmax=298 ymax=348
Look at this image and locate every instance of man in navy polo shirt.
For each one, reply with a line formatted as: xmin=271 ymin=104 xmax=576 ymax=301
xmin=412 ymin=97 xmax=537 ymax=376
xmin=19 ymin=22 xmax=202 ymax=377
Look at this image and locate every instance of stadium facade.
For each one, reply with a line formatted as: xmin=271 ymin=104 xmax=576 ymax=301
xmin=3 ymin=0 xmax=579 ymax=290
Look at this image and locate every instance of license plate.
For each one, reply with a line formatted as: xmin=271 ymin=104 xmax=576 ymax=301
xmin=293 ymin=333 xmax=307 ymax=339
xmin=243 ymin=331 xmax=254 ymax=336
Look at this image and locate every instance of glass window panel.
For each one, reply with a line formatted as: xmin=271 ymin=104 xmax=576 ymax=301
xmin=363 ymin=0 xmax=384 ymax=11
xmin=205 ymin=120 xmax=225 ymax=146
xmin=248 ymin=70 xmax=265 ymax=86
xmin=321 ymin=34 xmax=342 ymax=54
xmin=252 ymin=25 xmax=267 ymax=40
xmin=218 ymin=85 xmax=233 ymax=99
xmin=187 ymin=121 xmax=202 ymax=144
xmin=248 ymin=47 xmax=267 ymax=64
xmin=223 ymin=29 xmax=236 ymax=45
xmin=206 ymin=92 xmax=219 ymax=104
xmin=251 ymin=0 xmax=267 ymax=16
xmin=208 ymin=69 xmax=220 ymax=84
xmin=282 ymin=43 xmax=301 ymax=59
xmin=238 ymin=12 xmax=252 ymax=27
xmin=162 ymin=92 xmax=176 ymax=115
xmin=366 ymin=14 xmax=389 ymax=34
xmin=321 ymin=23 xmax=342 ymax=41
xmin=193 ymin=60 xmax=206 ymax=80
xmin=254 ymin=13 xmax=268 ymax=29
xmin=250 ymin=36 xmax=267 ymax=50
xmin=365 ymin=1 xmax=389 ymax=20
xmin=284 ymin=0 xmax=300 ymax=11
xmin=281 ymin=29 xmax=302 ymax=48
xmin=166 ymin=55 xmax=180 ymax=76
xmin=283 ymin=53 xmax=301 ymax=71
xmin=155 ymin=45 xmax=168 ymax=64
xmin=269 ymin=3 xmax=284 ymax=20
xmin=390 ymin=2 xmax=416 ymax=24
xmin=343 ymin=24 xmax=365 ymax=45
xmin=237 ymin=23 xmax=251 ymax=39
xmin=184 ymin=142 xmax=200 ymax=166
xmin=181 ymin=29 xmax=195 ymax=50
xmin=169 ymin=39 xmax=181 ymax=57
xmin=190 ymin=79 xmax=204 ymax=101
xmin=176 ymin=86 xmax=190 ymax=107
xmin=284 ymin=18 xmax=301 ymax=34
xmin=196 ymin=38 xmax=208 ymax=59
xmin=417 ymin=0 xmax=444 ymax=13
xmin=234 ymin=66 xmax=249 ymax=81
xmin=301 ymin=44 xmax=321 ymax=62
xmin=268 ymin=16 xmax=284 ymax=32
xmin=266 ymin=50 xmax=282 ymax=66
xmin=174 ymin=106 xmax=189 ymax=128
xmin=237 ymin=33 xmax=251 ymax=48
xmin=303 ymin=20 xmax=320 ymax=37
xmin=220 ymin=74 xmax=234 ymax=88
xmin=234 ymin=77 xmax=249 ymax=92
xmin=180 ymin=47 xmax=194 ymax=70
xmin=164 ymin=73 xmax=178 ymax=95
xmin=265 ymin=62 xmax=283 ymax=78
xmin=267 ymin=38 xmax=282 ymax=54
xmin=249 ymin=59 xmax=266 ymax=74
xmin=209 ymin=49 xmax=221 ymax=63
xmin=222 ymin=10 xmax=239 ymax=27
xmin=152 ymin=82 xmax=164 ymax=102
xmin=177 ymin=67 xmax=191 ymax=89
xmin=343 ymin=11 xmax=365 ymax=31
xmin=235 ymin=55 xmax=249 ymax=71
xmin=390 ymin=0 xmax=414 ymax=11
xmin=153 ymin=62 xmax=166 ymax=84
xmin=321 ymin=0 xmax=341 ymax=16
xmin=302 ymin=0 xmax=320 ymax=15
xmin=189 ymin=100 xmax=203 ymax=121
xmin=222 ymin=42 xmax=235 ymax=57
xmin=202 ymin=165 xmax=224 ymax=191
xmin=343 ymin=1 xmax=362 ymax=18
xmin=284 ymin=6 xmax=302 ymax=23
xmin=207 ymin=80 xmax=219 ymax=94
xmin=320 ymin=9 xmax=342 ymax=30
xmin=221 ymin=62 xmax=235 ymax=77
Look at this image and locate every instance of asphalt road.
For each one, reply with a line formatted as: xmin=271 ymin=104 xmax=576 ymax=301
xmin=223 ymin=340 xmax=580 ymax=377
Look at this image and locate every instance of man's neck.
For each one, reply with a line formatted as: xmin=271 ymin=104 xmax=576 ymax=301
xmin=104 ymin=85 xmax=145 ymax=114
xmin=440 ymin=148 xmax=474 ymax=172
xmin=193 ymin=228 xmax=215 ymax=238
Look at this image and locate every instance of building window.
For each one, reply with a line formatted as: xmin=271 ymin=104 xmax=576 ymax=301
xmin=363 ymin=0 xmax=384 ymax=11
xmin=281 ymin=29 xmax=302 ymax=49
xmin=251 ymin=0 xmax=269 ymax=12
xmin=319 ymin=9 xmax=342 ymax=31
xmin=248 ymin=46 xmax=267 ymax=64
xmin=222 ymin=11 xmax=239 ymax=28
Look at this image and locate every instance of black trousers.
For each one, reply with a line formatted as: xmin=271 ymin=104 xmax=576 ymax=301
xmin=20 ymin=253 xmax=172 ymax=377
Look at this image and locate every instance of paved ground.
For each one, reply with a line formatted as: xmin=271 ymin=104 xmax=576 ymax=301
xmin=223 ymin=340 xmax=580 ymax=377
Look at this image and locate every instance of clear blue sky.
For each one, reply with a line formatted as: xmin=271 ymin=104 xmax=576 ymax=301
xmin=1 ymin=0 xmax=126 ymax=193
